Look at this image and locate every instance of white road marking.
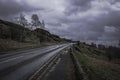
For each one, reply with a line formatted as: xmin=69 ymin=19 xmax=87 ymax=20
xmin=0 ymin=56 xmax=23 ymax=64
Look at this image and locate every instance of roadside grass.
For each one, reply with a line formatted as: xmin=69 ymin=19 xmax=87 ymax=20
xmin=74 ymin=43 xmax=120 ymax=64
xmin=0 ymin=39 xmax=58 ymax=53
xmin=75 ymin=51 xmax=120 ymax=80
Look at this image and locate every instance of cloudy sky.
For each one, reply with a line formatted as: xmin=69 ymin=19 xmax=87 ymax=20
xmin=0 ymin=0 xmax=120 ymax=42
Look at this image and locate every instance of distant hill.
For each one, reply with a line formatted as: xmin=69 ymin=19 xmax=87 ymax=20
xmin=0 ymin=19 xmax=71 ymax=43
xmin=0 ymin=19 xmax=71 ymax=51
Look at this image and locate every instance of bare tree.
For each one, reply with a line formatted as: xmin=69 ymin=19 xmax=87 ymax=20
xmin=31 ymin=14 xmax=41 ymax=28
xmin=18 ymin=14 xmax=28 ymax=41
xmin=19 ymin=14 xmax=28 ymax=27
xmin=41 ymin=20 xmax=45 ymax=29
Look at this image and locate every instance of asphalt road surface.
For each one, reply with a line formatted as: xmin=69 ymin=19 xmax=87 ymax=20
xmin=0 ymin=43 xmax=72 ymax=80
xmin=41 ymin=48 xmax=76 ymax=80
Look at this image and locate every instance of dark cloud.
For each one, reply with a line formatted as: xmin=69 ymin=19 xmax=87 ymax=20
xmin=65 ymin=11 xmax=120 ymax=40
xmin=54 ymin=0 xmax=120 ymax=41
xmin=98 ymin=14 xmax=120 ymax=40
xmin=64 ymin=0 xmax=92 ymax=15
xmin=99 ymin=11 xmax=120 ymax=27
xmin=0 ymin=0 xmax=43 ymax=20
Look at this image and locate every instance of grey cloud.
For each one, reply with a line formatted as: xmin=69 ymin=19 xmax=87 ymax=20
xmin=94 ymin=11 xmax=120 ymax=40
xmin=0 ymin=0 xmax=43 ymax=20
xmin=64 ymin=0 xmax=92 ymax=15
xmin=46 ymin=22 xmax=62 ymax=27
xmin=110 ymin=0 xmax=120 ymax=4
xmin=99 ymin=11 xmax=120 ymax=27
xmin=57 ymin=9 xmax=120 ymax=40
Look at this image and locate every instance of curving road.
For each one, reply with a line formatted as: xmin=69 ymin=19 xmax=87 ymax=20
xmin=0 ymin=43 xmax=72 ymax=80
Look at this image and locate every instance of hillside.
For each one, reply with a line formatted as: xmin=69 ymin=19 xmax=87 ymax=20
xmin=0 ymin=19 xmax=71 ymax=52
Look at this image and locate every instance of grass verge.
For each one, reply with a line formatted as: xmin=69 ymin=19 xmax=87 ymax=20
xmin=74 ymin=51 xmax=120 ymax=80
xmin=0 ymin=39 xmax=58 ymax=53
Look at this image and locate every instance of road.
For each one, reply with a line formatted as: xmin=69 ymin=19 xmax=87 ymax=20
xmin=41 ymin=48 xmax=76 ymax=80
xmin=0 ymin=43 xmax=72 ymax=80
